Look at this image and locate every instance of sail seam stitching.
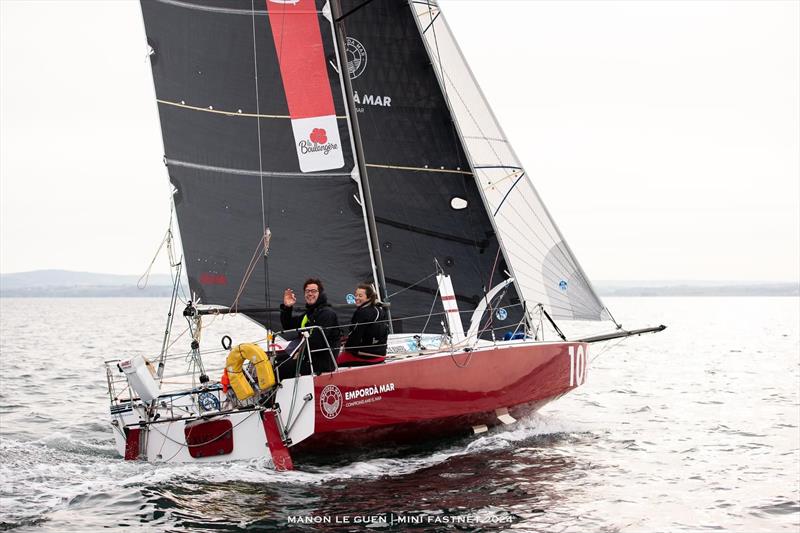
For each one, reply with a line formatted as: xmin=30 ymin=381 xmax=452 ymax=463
xmin=364 ymin=163 xmax=471 ymax=175
xmin=155 ymin=99 xmax=347 ymax=120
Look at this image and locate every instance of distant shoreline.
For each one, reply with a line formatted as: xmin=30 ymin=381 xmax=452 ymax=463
xmin=1 ymin=270 xmax=797 ymax=298
xmin=1 ymin=285 xmax=797 ymax=298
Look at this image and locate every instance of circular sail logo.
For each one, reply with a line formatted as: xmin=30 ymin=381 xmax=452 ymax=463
xmin=559 ymin=280 xmax=568 ymax=291
xmin=495 ymin=307 xmax=508 ymax=321
xmin=345 ymin=37 xmax=367 ymax=79
xmin=319 ymin=384 xmax=343 ymax=419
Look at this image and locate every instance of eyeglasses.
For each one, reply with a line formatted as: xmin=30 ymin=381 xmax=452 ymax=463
xmin=304 ymin=288 xmax=319 ymax=294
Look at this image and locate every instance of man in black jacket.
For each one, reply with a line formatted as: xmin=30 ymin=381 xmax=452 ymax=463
xmin=278 ymin=278 xmax=340 ymax=376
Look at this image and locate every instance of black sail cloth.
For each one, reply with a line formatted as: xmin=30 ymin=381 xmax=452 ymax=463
xmin=337 ymin=0 xmax=523 ymax=334
xmin=141 ymin=0 xmax=372 ymax=328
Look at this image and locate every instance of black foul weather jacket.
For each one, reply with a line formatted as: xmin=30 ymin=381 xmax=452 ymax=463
xmin=344 ymin=303 xmax=388 ymax=357
xmin=280 ymin=292 xmax=340 ymax=374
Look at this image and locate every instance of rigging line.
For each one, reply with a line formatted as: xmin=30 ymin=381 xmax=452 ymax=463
xmin=278 ymin=301 xmax=529 ymax=335
xmin=463 ymin=135 xmax=508 ymax=143
xmin=385 ymin=276 xmax=480 ymax=306
xmin=422 ymin=10 xmax=440 ymax=34
xmin=137 ymin=228 xmax=170 ymax=289
xmin=482 ymin=168 xmax=523 ymax=191
xmin=386 ymin=271 xmax=438 ymax=298
xmin=156 ymin=99 xmax=347 ymax=120
xmin=515 ymin=286 xmax=600 ymax=317
xmin=493 ymin=172 xmax=527 ymax=216
xmin=484 ymin=245 xmax=503 ymax=301
xmin=334 ymin=0 xmax=377 ymax=22
xmin=138 ymin=201 xmax=177 ymax=290
xmin=590 ymin=336 xmax=628 ymax=363
xmin=230 ymin=232 xmax=267 ymax=312
xmin=420 ymin=283 xmax=442 ymax=334
xmin=473 ymin=165 xmax=523 ymax=171
xmin=252 ymin=0 xmax=271 ymax=328
xmin=364 ymin=163 xmax=471 ymax=175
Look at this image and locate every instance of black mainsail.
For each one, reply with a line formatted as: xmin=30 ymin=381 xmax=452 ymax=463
xmin=141 ymin=0 xmax=375 ymax=326
xmin=141 ymin=0 xmax=606 ymax=335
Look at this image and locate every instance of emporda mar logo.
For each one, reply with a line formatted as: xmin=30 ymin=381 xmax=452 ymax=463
xmin=298 ymin=127 xmax=339 ymax=157
xmin=319 ymin=384 xmax=343 ymax=419
xmin=345 ymin=37 xmax=367 ymax=79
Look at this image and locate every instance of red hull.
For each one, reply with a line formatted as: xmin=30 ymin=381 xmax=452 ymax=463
xmin=294 ymin=342 xmax=588 ymax=452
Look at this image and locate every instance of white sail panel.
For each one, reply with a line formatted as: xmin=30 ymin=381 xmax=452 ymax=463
xmin=411 ymin=1 xmax=607 ymax=321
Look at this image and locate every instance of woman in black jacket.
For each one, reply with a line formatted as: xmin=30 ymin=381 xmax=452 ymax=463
xmin=337 ymin=283 xmax=388 ymax=367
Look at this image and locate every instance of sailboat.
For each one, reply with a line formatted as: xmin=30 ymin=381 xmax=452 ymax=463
xmin=106 ymin=0 xmax=664 ymax=470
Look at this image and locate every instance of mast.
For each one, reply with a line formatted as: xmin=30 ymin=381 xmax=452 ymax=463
xmin=329 ymin=0 xmax=391 ymax=323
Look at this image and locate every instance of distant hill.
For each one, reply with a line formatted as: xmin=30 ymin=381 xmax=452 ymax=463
xmin=594 ymin=280 xmax=799 ymax=297
xmin=0 ymin=270 xmax=177 ymax=297
xmin=0 ymin=270 xmax=797 ymax=297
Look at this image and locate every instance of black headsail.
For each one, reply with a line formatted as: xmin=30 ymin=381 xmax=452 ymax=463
xmin=333 ymin=0 xmax=524 ymax=334
xmin=141 ymin=0 xmax=377 ymax=326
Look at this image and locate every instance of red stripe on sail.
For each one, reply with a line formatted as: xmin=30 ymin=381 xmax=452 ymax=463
xmin=441 ymin=295 xmax=456 ymax=301
xmin=267 ymin=0 xmax=335 ymax=120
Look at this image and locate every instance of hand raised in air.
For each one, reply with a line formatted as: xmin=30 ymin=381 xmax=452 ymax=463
xmin=283 ymin=288 xmax=296 ymax=307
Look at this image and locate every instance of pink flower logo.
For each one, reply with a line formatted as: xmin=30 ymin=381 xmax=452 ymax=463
xmin=309 ymin=128 xmax=327 ymax=145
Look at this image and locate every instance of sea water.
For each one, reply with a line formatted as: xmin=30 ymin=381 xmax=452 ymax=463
xmin=0 ymin=297 xmax=797 ymax=531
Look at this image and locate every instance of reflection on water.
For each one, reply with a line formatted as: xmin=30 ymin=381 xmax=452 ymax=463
xmin=0 ymin=297 xmax=798 ymax=531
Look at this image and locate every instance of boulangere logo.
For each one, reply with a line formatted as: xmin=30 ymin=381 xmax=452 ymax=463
xmin=291 ymin=118 xmax=343 ymax=172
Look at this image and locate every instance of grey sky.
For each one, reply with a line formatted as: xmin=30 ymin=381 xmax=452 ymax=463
xmin=1 ymin=0 xmax=798 ymax=281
